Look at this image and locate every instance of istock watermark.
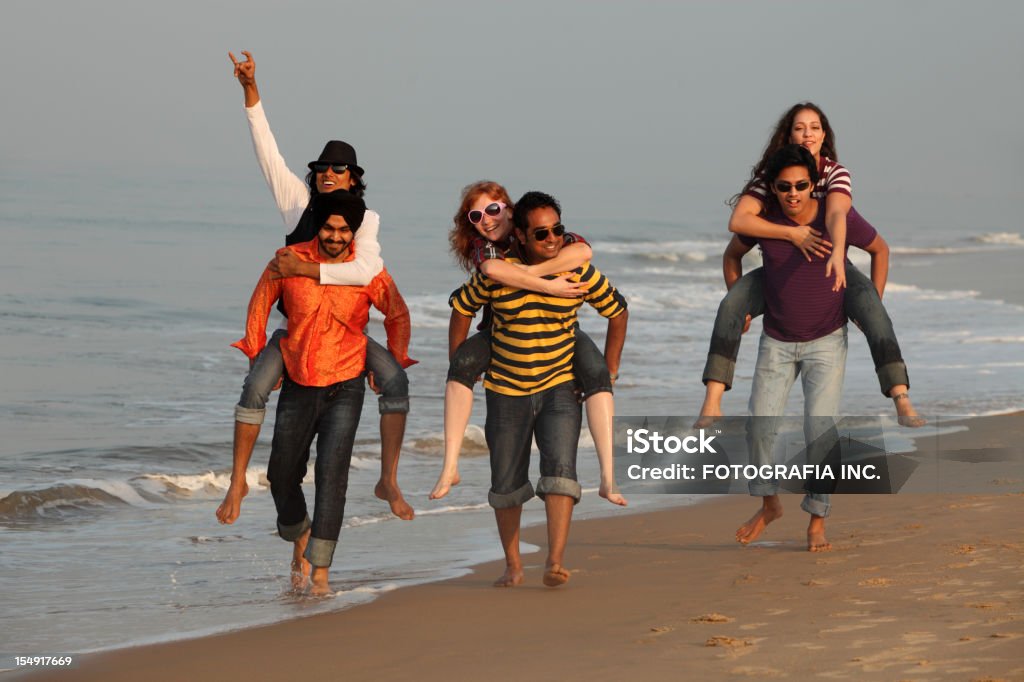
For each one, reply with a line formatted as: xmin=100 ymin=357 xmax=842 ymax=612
xmin=613 ymin=416 xmax=1023 ymax=495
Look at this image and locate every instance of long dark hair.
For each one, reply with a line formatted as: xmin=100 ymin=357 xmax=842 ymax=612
xmin=305 ymin=169 xmax=366 ymax=199
xmin=730 ymin=102 xmax=838 ymax=206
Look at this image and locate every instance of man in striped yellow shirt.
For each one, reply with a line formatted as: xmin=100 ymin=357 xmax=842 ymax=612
xmin=449 ymin=191 xmax=628 ymax=588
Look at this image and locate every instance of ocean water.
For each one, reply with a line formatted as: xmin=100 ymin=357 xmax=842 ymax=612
xmin=1 ymin=166 xmax=1022 ymax=656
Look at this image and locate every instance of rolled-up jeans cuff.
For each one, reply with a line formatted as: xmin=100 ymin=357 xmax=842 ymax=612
xmin=801 ymin=493 xmax=831 ymax=518
xmin=578 ymin=384 xmax=613 ymax=401
xmin=234 ymin=405 xmax=266 ymax=425
xmin=445 ymin=372 xmax=477 ymax=390
xmin=377 ymin=395 xmax=410 ymax=415
xmin=536 ymin=476 xmax=582 ymax=504
xmin=488 ymin=481 xmax=535 ymax=509
xmin=748 ymin=481 xmax=779 ymax=497
xmin=277 ymin=514 xmax=311 ymax=542
xmin=304 ymin=537 xmax=338 ymax=568
xmin=875 ymin=361 xmax=910 ymax=396
xmin=702 ymin=354 xmax=735 ymax=390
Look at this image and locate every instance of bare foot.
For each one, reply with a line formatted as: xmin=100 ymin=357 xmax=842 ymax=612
xmin=493 ymin=564 xmax=524 ymax=588
xmin=599 ymin=480 xmax=628 ymax=507
xmin=375 ymin=480 xmax=414 ymax=520
xmin=694 ymin=398 xmax=723 ymax=430
xmin=736 ymin=497 xmax=784 ymax=545
xmin=216 ymin=480 xmax=249 ymax=524
xmin=291 ymin=529 xmax=311 ymax=591
xmin=429 ymin=470 xmax=461 ymax=500
xmin=807 ymin=516 xmax=832 ymax=552
xmin=542 ymin=563 xmax=571 ymax=587
xmin=309 ymin=566 xmax=332 ymax=597
xmin=894 ymin=396 xmax=926 ymax=428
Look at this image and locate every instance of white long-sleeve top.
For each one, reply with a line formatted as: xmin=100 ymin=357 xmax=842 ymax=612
xmin=245 ymin=100 xmax=384 ymax=285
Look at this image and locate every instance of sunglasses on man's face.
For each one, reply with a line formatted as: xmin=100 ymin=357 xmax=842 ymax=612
xmin=312 ymin=163 xmax=349 ymax=175
xmin=467 ymin=202 xmax=507 ymax=224
xmin=530 ymin=224 xmax=566 ymax=241
xmin=773 ymin=180 xmax=812 ymax=193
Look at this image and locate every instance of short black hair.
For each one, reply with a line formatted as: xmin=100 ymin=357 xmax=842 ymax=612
xmin=764 ymin=144 xmax=819 ymax=186
xmin=512 ymin=191 xmax=562 ymax=232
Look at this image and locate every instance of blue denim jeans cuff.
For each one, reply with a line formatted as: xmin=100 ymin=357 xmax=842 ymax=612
xmin=277 ymin=514 xmax=311 ymax=542
xmin=377 ymin=395 xmax=410 ymax=415
xmin=800 ymin=493 xmax=831 ymax=518
xmin=488 ymin=481 xmax=535 ymax=509
xmin=875 ymin=361 xmax=910 ymax=396
xmin=305 ymin=537 xmax=338 ymax=568
xmin=234 ymin=404 xmax=266 ymax=425
xmin=748 ymin=481 xmax=780 ymax=497
xmin=702 ymin=353 xmax=736 ymax=390
xmin=536 ymin=476 xmax=582 ymax=504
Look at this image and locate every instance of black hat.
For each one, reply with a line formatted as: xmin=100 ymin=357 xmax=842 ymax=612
xmin=310 ymin=190 xmax=366 ymax=232
xmin=308 ymin=141 xmax=365 ymax=178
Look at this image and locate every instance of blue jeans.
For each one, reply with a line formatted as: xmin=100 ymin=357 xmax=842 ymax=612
xmin=448 ymin=328 xmax=612 ymax=399
xmin=484 ymin=383 xmax=583 ymax=509
xmin=702 ymin=262 xmax=908 ymax=395
xmin=267 ymin=374 xmax=365 ymax=567
xmin=235 ymin=332 xmax=407 ymax=424
xmin=746 ymin=327 xmax=848 ymax=517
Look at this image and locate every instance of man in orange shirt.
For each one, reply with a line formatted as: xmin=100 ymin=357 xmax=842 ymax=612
xmin=228 ymin=191 xmax=414 ymax=596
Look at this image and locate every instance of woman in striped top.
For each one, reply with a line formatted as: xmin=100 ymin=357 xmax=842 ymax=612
xmin=698 ymin=102 xmax=923 ymax=428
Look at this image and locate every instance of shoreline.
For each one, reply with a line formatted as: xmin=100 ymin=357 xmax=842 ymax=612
xmin=892 ymin=247 xmax=1024 ymax=308
xmin=15 ymin=412 xmax=1023 ymax=681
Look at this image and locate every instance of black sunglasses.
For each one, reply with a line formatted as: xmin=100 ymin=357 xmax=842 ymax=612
xmin=773 ymin=180 xmax=812 ymax=193
xmin=531 ymin=224 xmax=566 ymax=241
xmin=312 ymin=163 xmax=349 ymax=174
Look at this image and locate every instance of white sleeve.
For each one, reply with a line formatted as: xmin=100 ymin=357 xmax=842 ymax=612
xmin=245 ymin=101 xmax=310 ymax=229
xmin=320 ymin=209 xmax=385 ymax=286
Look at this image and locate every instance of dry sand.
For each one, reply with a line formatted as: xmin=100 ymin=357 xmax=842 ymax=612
xmin=15 ymin=414 xmax=1024 ymax=681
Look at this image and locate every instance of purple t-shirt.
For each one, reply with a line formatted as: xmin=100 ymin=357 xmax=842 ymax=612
xmin=739 ymin=201 xmax=877 ymax=342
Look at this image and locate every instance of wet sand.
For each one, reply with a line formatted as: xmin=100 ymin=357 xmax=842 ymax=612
xmin=14 ymin=414 xmax=1023 ymax=681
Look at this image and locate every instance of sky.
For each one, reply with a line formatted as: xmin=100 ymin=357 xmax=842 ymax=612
xmin=2 ymin=0 xmax=1021 ymax=232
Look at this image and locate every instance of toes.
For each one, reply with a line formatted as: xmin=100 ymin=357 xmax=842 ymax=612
xmin=543 ymin=565 xmax=571 ymax=587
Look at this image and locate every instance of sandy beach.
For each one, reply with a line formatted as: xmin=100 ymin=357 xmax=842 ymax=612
xmin=15 ymin=413 xmax=1022 ymax=682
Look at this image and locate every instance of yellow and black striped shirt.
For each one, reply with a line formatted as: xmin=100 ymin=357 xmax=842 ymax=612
xmin=450 ymin=259 xmax=627 ymax=396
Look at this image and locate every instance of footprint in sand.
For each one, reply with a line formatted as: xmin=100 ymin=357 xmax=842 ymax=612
xmin=690 ymin=613 xmax=734 ymax=624
xmin=705 ymin=635 xmax=751 ymax=648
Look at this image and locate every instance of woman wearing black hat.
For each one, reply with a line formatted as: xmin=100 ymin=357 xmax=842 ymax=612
xmin=216 ymin=51 xmax=414 ymax=529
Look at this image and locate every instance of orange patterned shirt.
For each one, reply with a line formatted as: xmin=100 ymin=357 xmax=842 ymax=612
xmin=232 ymin=240 xmax=415 ymax=387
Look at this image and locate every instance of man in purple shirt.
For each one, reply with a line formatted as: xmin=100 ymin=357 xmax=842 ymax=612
xmin=722 ymin=144 xmax=891 ymax=552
